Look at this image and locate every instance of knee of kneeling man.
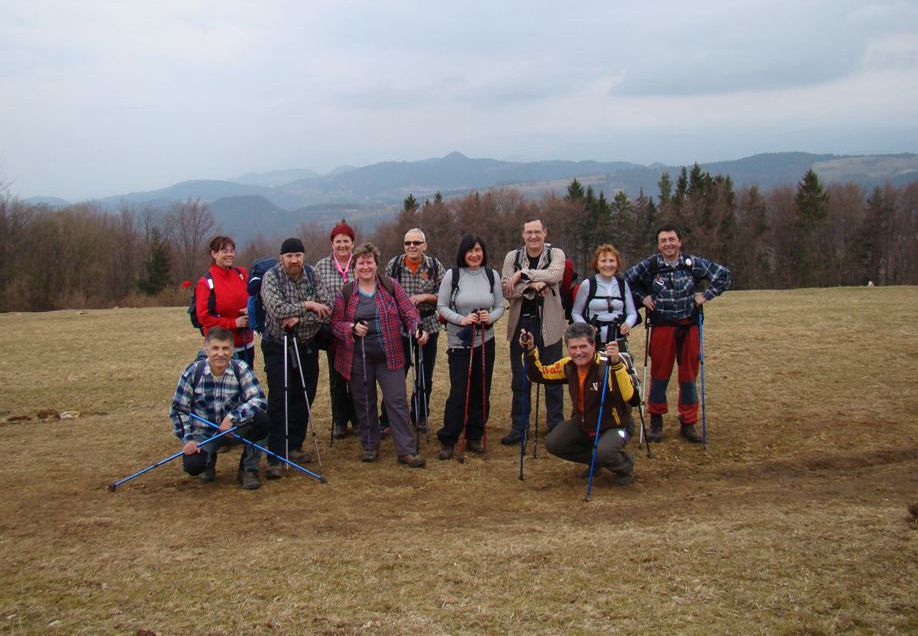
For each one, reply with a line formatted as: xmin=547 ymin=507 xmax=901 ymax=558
xmin=183 ymin=454 xmax=209 ymax=476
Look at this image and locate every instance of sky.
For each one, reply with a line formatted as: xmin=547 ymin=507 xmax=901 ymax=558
xmin=1 ymin=0 xmax=917 ymax=200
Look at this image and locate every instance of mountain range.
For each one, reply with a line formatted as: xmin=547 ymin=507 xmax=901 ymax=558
xmin=26 ymin=151 xmax=918 ymax=242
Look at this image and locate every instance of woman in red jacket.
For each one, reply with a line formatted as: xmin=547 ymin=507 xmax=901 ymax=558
xmin=195 ymin=236 xmax=255 ymax=367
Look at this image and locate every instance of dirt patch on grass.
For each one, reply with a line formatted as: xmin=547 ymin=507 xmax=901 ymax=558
xmin=1 ymin=289 xmax=917 ymax=634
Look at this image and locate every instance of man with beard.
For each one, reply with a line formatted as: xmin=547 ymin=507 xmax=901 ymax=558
xmin=260 ymin=237 xmax=332 ymax=479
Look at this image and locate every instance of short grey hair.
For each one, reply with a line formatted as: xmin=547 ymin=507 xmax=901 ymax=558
xmin=564 ymin=322 xmax=596 ymax=345
xmin=404 ymin=227 xmax=426 ymax=242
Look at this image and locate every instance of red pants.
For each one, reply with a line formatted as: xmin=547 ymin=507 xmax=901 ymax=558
xmin=647 ymin=323 xmax=699 ymax=424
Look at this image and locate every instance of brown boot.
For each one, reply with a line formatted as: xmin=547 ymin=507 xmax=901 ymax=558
xmin=679 ymin=421 xmax=703 ymax=443
xmin=398 ymin=454 xmax=426 ymax=468
xmin=438 ymin=444 xmax=454 ymax=460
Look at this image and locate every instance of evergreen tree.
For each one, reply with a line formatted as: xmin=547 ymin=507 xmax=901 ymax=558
xmin=566 ymin=178 xmax=585 ymax=201
xmin=793 ymin=169 xmax=830 ymax=286
xmin=138 ymin=227 xmax=171 ymax=295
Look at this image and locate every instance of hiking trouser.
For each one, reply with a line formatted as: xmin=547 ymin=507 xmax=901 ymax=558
xmin=262 ymin=338 xmax=318 ymax=464
xmin=350 ymin=349 xmax=416 ymax=456
xmin=182 ymin=412 xmax=270 ymax=475
xmin=326 ymin=347 xmax=355 ymax=430
xmin=648 ymin=322 xmax=700 ymax=424
xmin=545 ymin=419 xmax=633 ymax=475
xmin=380 ymin=331 xmax=439 ymax=427
xmin=509 ymin=317 xmax=564 ymax=434
xmin=437 ymin=338 xmax=495 ymax=446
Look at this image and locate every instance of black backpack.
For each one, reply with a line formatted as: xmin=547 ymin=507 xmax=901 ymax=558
xmin=246 ymin=257 xmax=278 ymax=335
xmin=340 ymin=275 xmax=396 ymax=306
xmin=446 ymin=267 xmax=496 ymax=311
xmin=188 ymin=267 xmax=245 ymax=334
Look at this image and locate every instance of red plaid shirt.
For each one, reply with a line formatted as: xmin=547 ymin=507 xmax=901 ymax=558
xmin=331 ymin=276 xmax=420 ymax=380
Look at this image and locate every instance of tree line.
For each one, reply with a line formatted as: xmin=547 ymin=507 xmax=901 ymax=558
xmin=1 ymin=167 xmax=916 ymax=312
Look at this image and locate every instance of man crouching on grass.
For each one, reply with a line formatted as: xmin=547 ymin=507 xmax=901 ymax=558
xmin=520 ymin=322 xmax=635 ymax=485
xmin=169 ymin=327 xmax=269 ymax=490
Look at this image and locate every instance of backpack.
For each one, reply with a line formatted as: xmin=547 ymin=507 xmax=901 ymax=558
xmin=446 ymin=267 xmax=497 ymax=311
xmin=560 ymin=258 xmax=578 ymax=321
xmin=637 ymin=255 xmax=705 ymax=325
xmin=191 ymin=357 xmax=241 ymax=390
xmin=246 ymin=257 xmax=278 ymax=335
xmin=607 ymin=353 xmax=643 ymax=408
xmin=583 ymin=273 xmax=627 ymax=325
xmin=340 ymin=275 xmax=396 ymax=306
xmin=188 ymin=267 xmax=245 ymax=334
xmin=386 ymin=255 xmax=435 ymax=282
xmin=512 ymin=243 xmax=553 ymax=272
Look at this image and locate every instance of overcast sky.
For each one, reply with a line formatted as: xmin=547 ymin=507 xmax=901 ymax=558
xmin=2 ymin=0 xmax=917 ymax=200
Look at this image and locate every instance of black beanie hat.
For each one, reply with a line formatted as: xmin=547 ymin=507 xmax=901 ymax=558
xmin=280 ymin=237 xmax=305 ymax=254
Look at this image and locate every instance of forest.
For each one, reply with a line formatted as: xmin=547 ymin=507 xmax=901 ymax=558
xmin=1 ymin=165 xmax=916 ymax=312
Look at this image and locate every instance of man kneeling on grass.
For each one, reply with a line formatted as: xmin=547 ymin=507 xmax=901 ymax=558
xmin=520 ymin=322 xmax=635 ymax=485
xmin=169 ymin=327 xmax=269 ymax=490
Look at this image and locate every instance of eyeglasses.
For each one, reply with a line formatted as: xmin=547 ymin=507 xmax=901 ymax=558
xmin=404 ymin=241 xmax=425 ymax=246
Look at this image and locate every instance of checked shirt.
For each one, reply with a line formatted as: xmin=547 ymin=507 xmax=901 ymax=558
xmin=169 ymin=359 xmax=267 ymax=442
xmin=315 ymin=254 xmax=354 ymax=297
xmin=384 ymin=254 xmax=446 ymax=335
xmin=260 ymin=263 xmax=333 ymax=344
xmin=625 ymin=252 xmax=731 ymax=324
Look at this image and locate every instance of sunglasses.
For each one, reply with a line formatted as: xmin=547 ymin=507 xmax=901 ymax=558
xmin=404 ymin=240 xmax=425 ymax=246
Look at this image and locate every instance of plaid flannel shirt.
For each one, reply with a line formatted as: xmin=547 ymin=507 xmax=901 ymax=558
xmin=315 ymin=254 xmax=354 ymax=296
xmin=384 ymin=254 xmax=445 ymax=335
xmin=625 ymin=252 xmax=731 ymax=324
xmin=169 ymin=359 xmax=267 ymax=442
xmin=260 ymin=263 xmax=332 ymax=343
xmin=330 ymin=277 xmax=420 ymax=380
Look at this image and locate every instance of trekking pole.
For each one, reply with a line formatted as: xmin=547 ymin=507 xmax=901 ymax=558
xmin=519 ymin=348 xmax=529 ymax=481
xmin=699 ymin=307 xmax=708 ymax=451
xmin=585 ymin=358 xmax=612 ymax=502
xmin=359 ymin=329 xmax=370 ymax=449
xmin=417 ymin=336 xmax=430 ymax=443
xmin=108 ymin=425 xmax=240 ymax=491
xmin=532 ymin=298 xmax=544 ymax=458
xmin=457 ymin=326 xmax=476 ymax=463
xmin=480 ymin=321 xmax=488 ymax=451
xmin=290 ymin=337 xmax=324 ymax=473
xmin=640 ymin=317 xmax=652 ymax=449
xmin=182 ymin=411 xmax=326 ymax=482
xmin=283 ymin=330 xmax=291 ymax=472
xmin=411 ymin=337 xmax=421 ymax=456
xmin=621 ymin=351 xmax=651 ymax=459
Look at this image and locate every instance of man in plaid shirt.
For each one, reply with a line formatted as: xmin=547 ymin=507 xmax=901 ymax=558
xmin=260 ymin=237 xmax=333 ymax=479
xmin=169 ymin=327 xmax=269 ymax=489
xmin=383 ymin=228 xmax=445 ymax=430
xmin=625 ymin=224 xmax=731 ymax=444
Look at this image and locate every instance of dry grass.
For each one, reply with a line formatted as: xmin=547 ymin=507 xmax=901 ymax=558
xmin=1 ymin=287 xmax=916 ymax=635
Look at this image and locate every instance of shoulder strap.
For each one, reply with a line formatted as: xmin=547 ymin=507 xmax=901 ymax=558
xmin=387 ymin=257 xmax=401 ymax=280
xmin=584 ymin=275 xmax=599 ymax=321
xmin=191 ymin=359 xmax=206 ymax=390
xmin=341 ymin=281 xmax=354 ymax=306
xmin=205 ymin=272 xmax=217 ymax=317
xmin=485 ymin=268 xmax=496 ymax=294
xmin=378 ymin=275 xmax=395 ymax=296
xmin=448 ymin=267 xmax=460 ymax=309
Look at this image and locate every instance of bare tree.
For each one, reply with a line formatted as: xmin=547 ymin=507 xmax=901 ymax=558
xmin=164 ymin=198 xmax=217 ymax=282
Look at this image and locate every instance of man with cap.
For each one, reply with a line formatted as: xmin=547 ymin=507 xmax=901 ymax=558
xmin=315 ymin=220 xmax=358 ymax=439
xmin=259 ymin=237 xmax=333 ymax=479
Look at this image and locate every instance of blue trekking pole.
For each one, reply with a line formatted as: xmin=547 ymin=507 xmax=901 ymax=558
xmin=585 ymin=358 xmax=612 ymax=502
xmin=184 ymin=410 xmax=327 ymax=483
xmin=698 ymin=307 xmax=708 ymax=451
xmin=108 ymin=425 xmax=240 ymax=491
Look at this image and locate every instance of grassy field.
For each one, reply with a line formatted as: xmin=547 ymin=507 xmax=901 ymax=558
xmin=1 ymin=287 xmax=916 ymax=635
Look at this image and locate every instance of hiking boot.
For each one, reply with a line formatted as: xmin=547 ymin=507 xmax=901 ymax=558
xmin=265 ymin=464 xmax=284 ymax=479
xmin=238 ymin=470 xmax=261 ymax=490
xmin=466 ymin=439 xmax=485 ymax=454
xmin=199 ymin=467 xmax=216 ymax=483
xmin=500 ymin=431 xmax=523 ymax=446
xmin=398 ymin=454 xmax=426 ymax=468
xmin=680 ymin=421 xmax=703 ymax=443
xmin=612 ymin=472 xmax=634 ymax=486
xmin=333 ymin=424 xmax=348 ymax=440
xmin=438 ymin=444 xmax=454 ymax=460
xmin=648 ymin=414 xmax=663 ymax=443
xmin=361 ymin=449 xmax=378 ymax=462
xmin=288 ymin=449 xmax=311 ymax=464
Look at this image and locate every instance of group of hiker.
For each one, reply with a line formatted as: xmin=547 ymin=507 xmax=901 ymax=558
xmin=165 ymin=216 xmax=732 ymax=491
